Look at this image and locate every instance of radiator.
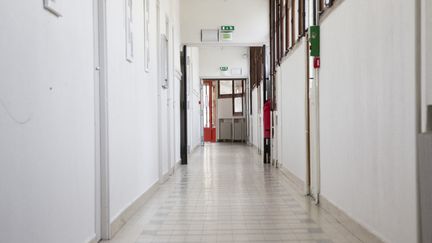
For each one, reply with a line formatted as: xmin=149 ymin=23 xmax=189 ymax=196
xmin=219 ymin=119 xmax=232 ymax=140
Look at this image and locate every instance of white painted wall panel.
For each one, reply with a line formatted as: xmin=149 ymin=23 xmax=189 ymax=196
xmin=426 ymin=0 xmax=432 ymax=107
xmin=423 ymin=0 xmax=432 ymax=131
xmin=107 ymin=0 xmax=182 ymax=223
xmin=107 ymin=0 xmax=160 ymax=221
xmin=187 ymin=47 xmax=202 ymax=152
xmin=199 ymin=46 xmax=249 ymax=78
xmin=0 ymin=1 xmax=96 ymax=242
xmin=250 ymin=86 xmax=263 ymax=149
xmin=277 ymin=40 xmax=307 ymax=183
xmin=319 ymin=1 xmax=418 ymax=242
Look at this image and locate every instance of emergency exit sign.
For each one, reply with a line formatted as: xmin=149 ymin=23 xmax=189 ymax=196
xmin=221 ymin=26 xmax=235 ymax=32
xmin=220 ymin=66 xmax=229 ymax=71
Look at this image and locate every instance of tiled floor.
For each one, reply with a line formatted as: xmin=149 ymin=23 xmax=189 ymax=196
xmin=103 ymin=144 xmax=370 ymax=243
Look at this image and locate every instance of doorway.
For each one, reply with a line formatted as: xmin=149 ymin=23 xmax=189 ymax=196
xmin=203 ymin=80 xmax=217 ymax=142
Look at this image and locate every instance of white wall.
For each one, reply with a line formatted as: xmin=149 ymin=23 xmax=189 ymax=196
xmin=0 ymin=1 xmax=96 ymax=243
xmin=187 ymin=47 xmax=202 ymax=152
xmin=250 ymin=85 xmax=263 ymax=149
xmin=199 ymin=46 xmax=249 ymax=78
xmin=319 ymin=1 xmax=418 ymax=242
xmin=181 ymin=0 xmax=269 ymax=45
xmin=277 ymin=40 xmax=308 ymax=182
xmin=427 ymin=0 xmax=432 ymax=107
xmin=106 ymin=0 xmax=181 ymax=225
xmin=422 ymin=0 xmax=432 ymax=131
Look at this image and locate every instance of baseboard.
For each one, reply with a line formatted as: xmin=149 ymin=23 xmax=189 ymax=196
xmin=279 ymin=166 xmax=384 ymax=243
xmin=159 ymin=169 xmax=172 ymax=184
xmin=86 ymin=235 xmax=98 ymax=243
xmin=174 ymin=159 xmax=182 ymax=169
xmin=249 ymin=143 xmax=262 ymax=155
xmin=319 ymin=196 xmax=385 ymax=243
xmin=279 ymin=165 xmax=306 ymax=194
xmin=188 ymin=144 xmax=200 ymax=154
xmin=110 ymin=181 xmax=160 ymax=238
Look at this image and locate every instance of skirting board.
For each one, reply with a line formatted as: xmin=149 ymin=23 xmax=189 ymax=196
xmin=279 ymin=165 xmax=306 ymax=194
xmin=110 ymin=160 xmax=182 ymax=238
xmin=87 ymin=237 xmax=98 ymax=243
xmin=110 ymin=180 xmax=160 ymax=238
xmin=250 ymin=143 xmax=262 ymax=155
xmin=174 ymin=159 xmax=182 ymax=169
xmin=188 ymin=144 xmax=201 ymax=154
xmin=279 ymin=165 xmax=384 ymax=243
xmin=319 ymin=196 xmax=385 ymax=243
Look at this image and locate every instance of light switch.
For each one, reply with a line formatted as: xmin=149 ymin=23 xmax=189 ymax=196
xmin=44 ymin=0 xmax=62 ymax=17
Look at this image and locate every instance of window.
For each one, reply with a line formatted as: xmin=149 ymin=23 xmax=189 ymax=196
xmin=269 ymin=0 xmax=308 ymax=75
xmin=285 ymin=0 xmax=290 ymax=51
xmin=279 ymin=0 xmax=284 ymax=60
xmin=319 ymin=0 xmax=335 ymax=14
xmin=276 ymin=0 xmax=281 ymax=64
xmin=298 ymin=0 xmax=306 ymax=37
xmin=218 ymin=79 xmax=245 ymax=116
xmin=233 ymin=97 xmax=243 ymax=115
xmin=234 ymin=80 xmax=243 ymax=94
xmin=218 ymin=80 xmax=233 ymax=97
xmin=291 ymin=0 xmax=296 ymax=44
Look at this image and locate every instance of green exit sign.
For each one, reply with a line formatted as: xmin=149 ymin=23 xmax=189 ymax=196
xmin=221 ymin=26 xmax=235 ymax=32
xmin=220 ymin=66 xmax=229 ymax=71
xmin=309 ymin=25 xmax=320 ymax=57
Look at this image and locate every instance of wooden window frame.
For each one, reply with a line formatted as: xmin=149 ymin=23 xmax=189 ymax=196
xmin=270 ymin=0 xmax=276 ymax=75
xmin=279 ymin=0 xmax=284 ymax=61
xmin=276 ymin=0 xmax=281 ymax=65
xmin=291 ymin=0 xmax=295 ymax=45
xmin=216 ymin=79 xmax=245 ymax=116
xmin=319 ymin=0 xmax=335 ymax=14
xmin=232 ymin=80 xmax=245 ymax=116
xmin=218 ymin=80 xmax=234 ymax=98
xmin=298 ymin=0 xmax=306 ymax=38
xmin=285 ymin=0 xmax=290 ymax=53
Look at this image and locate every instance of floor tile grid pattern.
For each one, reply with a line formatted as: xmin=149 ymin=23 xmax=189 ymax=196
xmin=103 ymin=144 xmax=370 ymax=243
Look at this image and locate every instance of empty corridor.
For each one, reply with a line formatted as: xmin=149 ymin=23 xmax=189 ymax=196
xmin=103 ymin=144 xmax=379 ymax=243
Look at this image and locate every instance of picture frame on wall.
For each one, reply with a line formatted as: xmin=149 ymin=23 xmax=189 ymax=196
xmin=125 ymin=0 xmax=134 ymax=62
xmin=144 ymin=0 xmax=150 ymax=72
xmin=43 ymin=0 xmax=62 ymax=17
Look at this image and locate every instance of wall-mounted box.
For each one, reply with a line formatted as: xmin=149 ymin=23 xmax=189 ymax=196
xmin=44 ymin=0 xmax=62 ymax=17
xmin=201 ymin=29 xmax=219 ymax=42
xmin=231 ymin=68 xmax=242 ymax=76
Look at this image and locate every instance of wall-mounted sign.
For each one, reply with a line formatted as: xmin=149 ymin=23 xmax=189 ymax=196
xmin=309 ymin=25 xmax=320 ymax=57
xmin=221 ymin=26 xmax=235 ymax=32
xmin=220 ymin=32 xmax=233 ymax=41
xmin=220 ymin=66 xmax=229 ymax=76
